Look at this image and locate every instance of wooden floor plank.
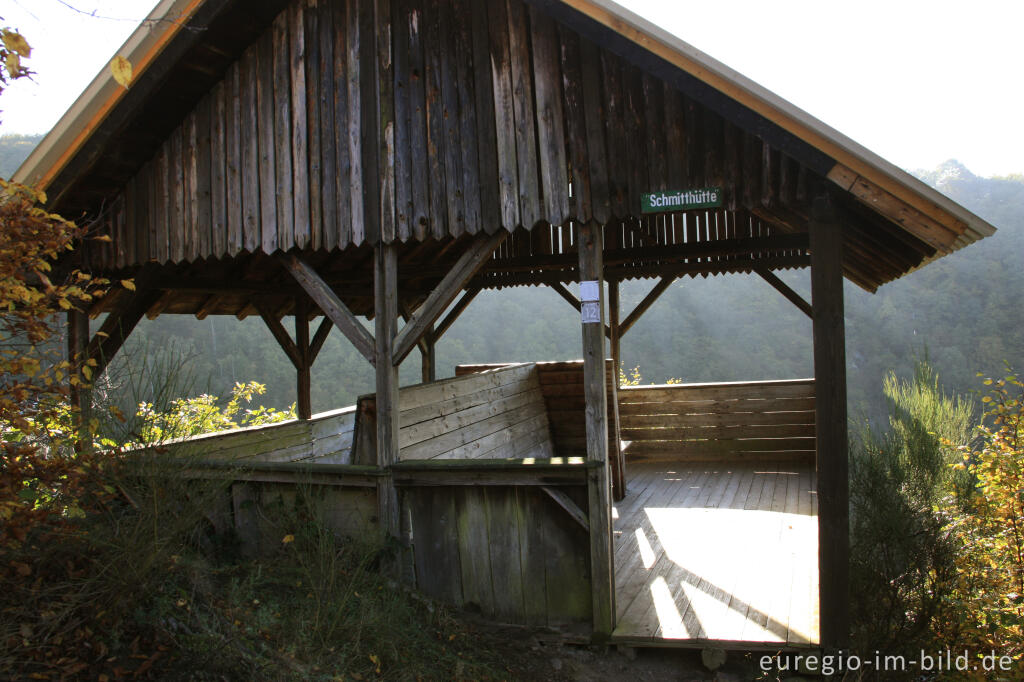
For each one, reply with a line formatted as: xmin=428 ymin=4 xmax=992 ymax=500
xmin=614 ymin=465 xmax=711 ymax=638
xmin=612 ymin=460 xmax=818 ymax=647
xmin=613 ymin=466 xmax=710 ymax=629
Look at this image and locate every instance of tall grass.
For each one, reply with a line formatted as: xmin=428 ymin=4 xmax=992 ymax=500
xmin=1 ymin=349 xmax=509 ymax=679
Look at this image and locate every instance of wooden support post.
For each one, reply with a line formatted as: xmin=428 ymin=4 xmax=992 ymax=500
xmin=401 ymin=301 xmax=436 ymax=384
xmin=67 ymin=309 xmax=91 ymax=451
xmin=421 ymin=328 xmax=436 ymax=383
xmin=756 ymin=267 xmax=813 ymax=319
xmin=295 ymin=299 xmax=312 ymax=420
xmin=577 ymin=220 xmax=614 ymax=640
xmin=374 ymin=244 xmax=401 ymax=545
xmin=810 ymin=195 xmax=849 ymax=650
xmin=608 ymin=280 xmax=626 ymax=501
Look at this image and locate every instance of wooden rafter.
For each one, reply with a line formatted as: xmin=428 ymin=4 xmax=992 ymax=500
xmin=145 ymin=290 xmax=175 ymax=320
xmin=392 ymin=231 xmax=508 ymax=366
xmin=194 ymin=293 xmax=220 ymax=320
xmin=279 ymin=253 xmax=376 ymax=367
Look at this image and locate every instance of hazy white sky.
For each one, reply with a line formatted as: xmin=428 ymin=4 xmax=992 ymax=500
xmin=2 ymin=0 xmax=1021 ymax=177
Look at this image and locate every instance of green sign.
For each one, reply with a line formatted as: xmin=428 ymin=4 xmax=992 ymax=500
xmin=641 ymin=187 xmax=723 ymax=214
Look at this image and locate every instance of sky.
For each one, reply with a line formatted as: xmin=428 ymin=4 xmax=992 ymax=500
xmin=1 ymin=0 xmax=1021 ymax=178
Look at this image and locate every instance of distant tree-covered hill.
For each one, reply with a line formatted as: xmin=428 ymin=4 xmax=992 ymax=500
xmin=4 ymin=129 xmax=1019 ymax=423
xmin=0 ymin=134 xmax=43 ymax=178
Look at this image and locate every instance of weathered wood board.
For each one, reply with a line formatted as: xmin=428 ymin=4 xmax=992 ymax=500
xmin=92 ymin=0 xmax=905 ymax=289
xmin=619 ymin=379 xmax=815 ymax=463
xmin=611 ymin=460 xmax=819 ymax=648
xmin=229 ymin=480 xmax=378 ymax=557
xmin=407 ymin=483 xmax=591 ymax=626
xmin=359 ymin=363 xmax=556 ymax=462
xmin=158 ymin=406 xmax=358 ymax=464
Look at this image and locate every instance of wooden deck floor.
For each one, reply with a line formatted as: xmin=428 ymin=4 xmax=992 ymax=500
xmin=610 ymin=461 xmax=819 ymax=648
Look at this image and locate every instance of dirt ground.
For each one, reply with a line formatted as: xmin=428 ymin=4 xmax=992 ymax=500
xmin=461 ymin=617 xmax=811 ymax=682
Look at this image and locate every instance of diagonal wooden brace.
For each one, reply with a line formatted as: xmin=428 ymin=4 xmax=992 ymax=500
xmin=548 ymin=282 xmax=612 ymax=339
xmin=279 ymin=253 xmax=376 ymax=366
xmin=392 ymin=231 xmax=508 ymax=366
xmin=756 ymin=267 xmax=813 ymax=318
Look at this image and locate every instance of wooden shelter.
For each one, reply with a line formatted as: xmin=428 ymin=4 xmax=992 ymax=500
xmin=16 ymin=0 xmax=996 ymax=651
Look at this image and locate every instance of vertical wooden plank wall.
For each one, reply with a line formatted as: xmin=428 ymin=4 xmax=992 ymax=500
xmin=102 ymin=0 xmax=819 ymax=272
xmin=407 ymin=485 xmax=592 ymax=626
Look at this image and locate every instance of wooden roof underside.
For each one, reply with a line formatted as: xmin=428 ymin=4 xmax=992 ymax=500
xmin=18 ymin=0 xmax=996 ymax=319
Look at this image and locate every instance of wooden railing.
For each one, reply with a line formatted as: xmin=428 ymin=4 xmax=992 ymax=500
xmin=159 ymin=405 xmax=357 ymax=464
xmin=355 ymin=363 xmax=555 ymax=462
xmin=619 ymin=379 xmax=816 ymax=462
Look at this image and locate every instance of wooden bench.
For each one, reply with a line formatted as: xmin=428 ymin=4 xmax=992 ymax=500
xmin=618 ymin=378 xmax=816 ymax=463
xmin=353 ymin=362 xmax=555 ymax=463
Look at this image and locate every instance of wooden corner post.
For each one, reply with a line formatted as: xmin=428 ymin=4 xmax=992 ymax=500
xmin=810 ymin=195 xmax=850 ymax=650
xmin=607 ymin=279 xmax=626 ymax=500
xmin=374 ymin=244 xmax=401 ymax=543
xmin=67 ymin=309 xmax=92 ymax=451
xmin=295 ymin=298 xmax=312 ymax=420
xmin=577 ymin=220 xmax=615 ymax=639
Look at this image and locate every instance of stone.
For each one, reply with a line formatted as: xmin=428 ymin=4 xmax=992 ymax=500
xmin=702 ymin=648 xmax=728 ymax=671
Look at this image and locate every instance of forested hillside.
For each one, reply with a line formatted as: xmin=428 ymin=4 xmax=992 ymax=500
xmin=2 ymin=135 xmax=1019 ymax=423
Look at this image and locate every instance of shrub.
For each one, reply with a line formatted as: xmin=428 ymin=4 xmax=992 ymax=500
xmin=849 ymin=361 xmax=975 ymax=658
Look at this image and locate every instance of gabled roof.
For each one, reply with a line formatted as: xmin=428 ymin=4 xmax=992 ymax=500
xmin=14 ymin=0 xmax=996 ymax=289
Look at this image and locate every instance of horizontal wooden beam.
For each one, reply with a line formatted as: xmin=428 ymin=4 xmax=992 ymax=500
xmin=482 ymin=233 xmax=809 ymax=274
xmin=393 ymin=231 xmax=508 ymax=366
xmin=756 ymin=267 xmax=813 ymax=319
xmin=279 ymin=253 xmax=376 ymax=367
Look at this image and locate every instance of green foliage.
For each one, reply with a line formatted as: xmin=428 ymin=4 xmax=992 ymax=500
xmin=134 ymin=380 xmax=294 ymax=444
xmin=939 ymin=371 xmax=1024 ymax=667
xmin=850 ymin=365 xmax=1024 ymax=676
xmin=849 ymin=362 xmax=972 ymax=657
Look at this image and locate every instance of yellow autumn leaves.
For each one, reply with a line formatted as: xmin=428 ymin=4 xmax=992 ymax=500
xmin=110 ymin=55 xmax=132 ymax=88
